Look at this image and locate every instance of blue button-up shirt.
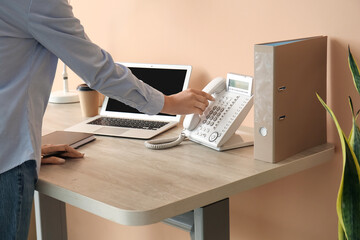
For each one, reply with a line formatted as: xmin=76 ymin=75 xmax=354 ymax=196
xmin=0 ymin=0 xmax=164 ymax=174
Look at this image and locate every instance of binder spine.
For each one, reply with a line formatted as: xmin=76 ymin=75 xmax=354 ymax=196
xmin=254 ymin=46 xmax=275 ymax=162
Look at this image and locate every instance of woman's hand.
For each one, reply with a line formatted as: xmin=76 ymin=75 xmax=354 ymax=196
xmin=161 ymin=89 xmax=214 ymax=115
xmin=41 ymin=144 xmax=84 ymax=164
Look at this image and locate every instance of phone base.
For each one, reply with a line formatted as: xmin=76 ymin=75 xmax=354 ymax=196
xmin=187 ymin=127 xmax=254 ymax=151
xmin=214 ymin=128 xmax=254 ymax=151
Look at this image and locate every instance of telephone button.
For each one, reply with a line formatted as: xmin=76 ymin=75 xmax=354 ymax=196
xmin=209 ymin=132 xmax=219 ymax=142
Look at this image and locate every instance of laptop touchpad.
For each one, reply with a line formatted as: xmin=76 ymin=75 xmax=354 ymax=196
xmin=95 ymin=127 xmax=128 ymax=135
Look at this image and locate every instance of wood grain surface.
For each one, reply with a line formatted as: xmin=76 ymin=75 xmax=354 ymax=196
xmin=37 ymin=103 xmax=334 ymax=226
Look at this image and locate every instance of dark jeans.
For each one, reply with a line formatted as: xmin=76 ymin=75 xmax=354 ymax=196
xmin=0 ymin=160 xmax=38 ymax=240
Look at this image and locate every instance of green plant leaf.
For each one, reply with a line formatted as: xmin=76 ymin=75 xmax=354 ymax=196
xmin=339 ymin=222 xmax=347 ymax=240
xmin=317 ymin=93 xmax=360 ymax=240
xmin=356 ymin=109 xmax=360 ymax=120
xmin=348 ymin=47 xmax=360 ymax=95
xmin=348 ymin=97 xmax=360 ymax=165
xmin=341 ymin=137 xmax=360 ymax=240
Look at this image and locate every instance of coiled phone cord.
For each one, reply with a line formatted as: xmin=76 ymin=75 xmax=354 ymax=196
xmin=144 ymin=131 xmax=186 ymax=150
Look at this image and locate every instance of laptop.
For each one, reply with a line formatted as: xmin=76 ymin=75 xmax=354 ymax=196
xmin=66 ymin=63 xmax=191 ymax=139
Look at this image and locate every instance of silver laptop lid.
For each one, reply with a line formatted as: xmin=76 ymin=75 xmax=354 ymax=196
xmin=100 ymin=63 xmax=192 ymax=122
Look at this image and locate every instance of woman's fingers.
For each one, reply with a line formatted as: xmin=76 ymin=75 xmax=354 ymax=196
xmin=161 ymin=89 xmax=214 ymax=115
xmin=41 ymin=144 xmax=84 ymax=165
xmin=41 ymin=156 xmax=66 ymax=165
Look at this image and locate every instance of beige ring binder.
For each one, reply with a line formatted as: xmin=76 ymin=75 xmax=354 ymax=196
xmin=254 ymin=36 xmax=328 ymax=163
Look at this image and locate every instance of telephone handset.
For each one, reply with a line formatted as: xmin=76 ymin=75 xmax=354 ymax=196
xmin=183 ymin=77 xmax=226 ymax=131
xmin=144 ymin=73 xmax=254 ymax=151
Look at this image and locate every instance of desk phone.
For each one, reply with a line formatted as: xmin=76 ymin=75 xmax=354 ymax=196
xmin=145 ymin=73 xmax=254 ymax=151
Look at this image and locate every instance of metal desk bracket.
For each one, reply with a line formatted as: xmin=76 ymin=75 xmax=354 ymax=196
xmin=163 ymin=198 xmax=229 ymax=240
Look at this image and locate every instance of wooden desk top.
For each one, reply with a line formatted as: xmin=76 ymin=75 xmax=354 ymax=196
xmin=37 ymin=103 xmax=334 ymax=226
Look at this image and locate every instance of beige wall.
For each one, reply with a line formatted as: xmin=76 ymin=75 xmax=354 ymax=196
xmin=44 ymin=0 xmax=360 ymax=239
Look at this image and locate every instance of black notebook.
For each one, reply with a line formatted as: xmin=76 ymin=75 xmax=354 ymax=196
xmin=42 ymin=131 xmax=96 ymax=149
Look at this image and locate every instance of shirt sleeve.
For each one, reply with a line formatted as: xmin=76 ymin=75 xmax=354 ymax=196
xmin=26 ymin=0 xmax=164 ymax=115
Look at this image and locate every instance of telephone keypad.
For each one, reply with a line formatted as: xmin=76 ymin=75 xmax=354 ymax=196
xmin=193 ymin=93 xmax=251 ymax=143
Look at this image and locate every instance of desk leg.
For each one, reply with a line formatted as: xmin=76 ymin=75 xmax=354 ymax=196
xmin=164 ymin=198 xmax=229 ymax=240
xmin=192 ymin=198 xmax=229 ymax=240
xmin=34 ymin=191 xmax=68 ymax=240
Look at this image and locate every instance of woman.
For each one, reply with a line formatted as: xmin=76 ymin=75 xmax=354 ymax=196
xmin=0 ymin=0 xmax=213 ymax=239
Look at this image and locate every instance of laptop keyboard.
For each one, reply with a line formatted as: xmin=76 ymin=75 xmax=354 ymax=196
xmin=88 ymin=117 xmax=168 ymax=130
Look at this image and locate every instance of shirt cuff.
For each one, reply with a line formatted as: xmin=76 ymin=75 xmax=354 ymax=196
xmin=138 ymin=88 xmax=164 ymax=115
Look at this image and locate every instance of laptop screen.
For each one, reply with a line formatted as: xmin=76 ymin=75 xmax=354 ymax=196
xmin=105 ymin=66 xmax=189 ymax=117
